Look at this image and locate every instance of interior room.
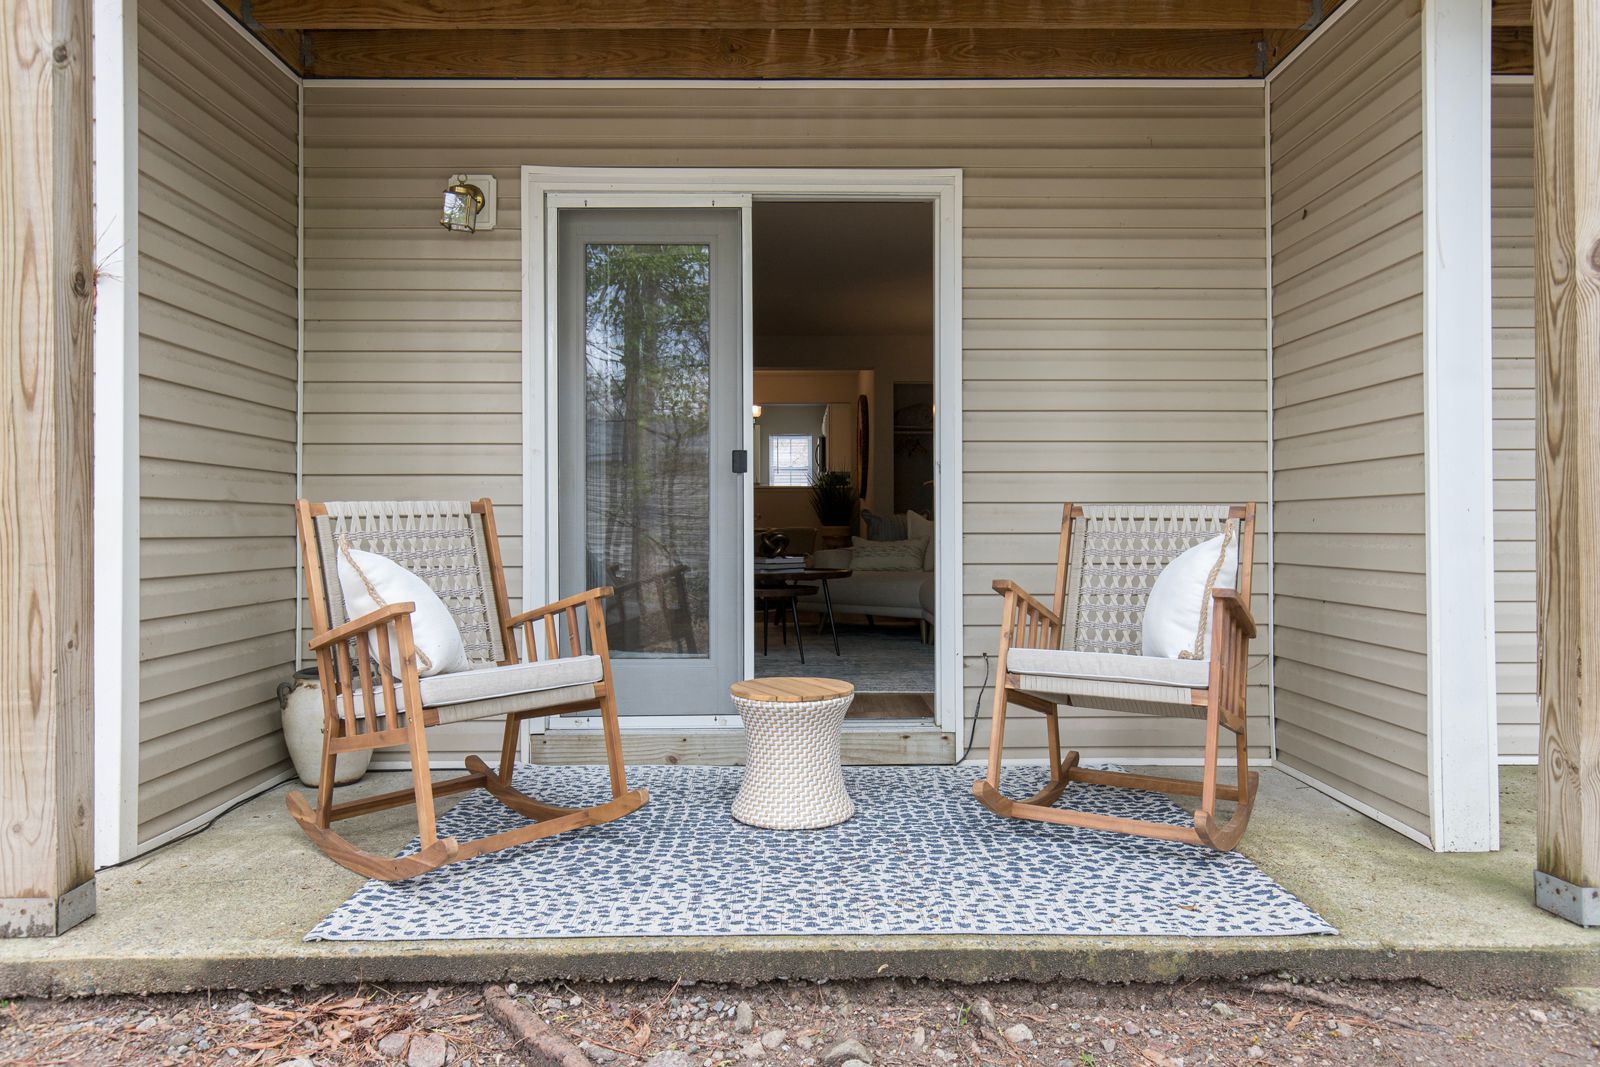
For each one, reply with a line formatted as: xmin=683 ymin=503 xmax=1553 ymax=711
xmin=749 ymin=201 xmax=936 ymax=721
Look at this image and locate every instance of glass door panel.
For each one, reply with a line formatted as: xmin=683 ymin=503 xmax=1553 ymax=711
xmin=558 ymin=211 xmax=742 ymax=713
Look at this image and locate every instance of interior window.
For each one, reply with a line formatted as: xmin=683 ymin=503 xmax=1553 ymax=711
xmin=768 ymin=434 xmax=815 ymax=486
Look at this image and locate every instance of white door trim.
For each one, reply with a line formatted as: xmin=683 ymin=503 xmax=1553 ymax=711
xmin=520 ymin=166 xmax=965 ymax=743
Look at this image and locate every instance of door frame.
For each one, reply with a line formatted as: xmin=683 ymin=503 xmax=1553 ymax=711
xmin=521 ymin=166 xmax=965 ymax=743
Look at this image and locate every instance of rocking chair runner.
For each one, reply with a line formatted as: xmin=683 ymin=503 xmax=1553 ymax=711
xmin=974 ymin=503 xmax=1259 ymax=851
xmin=290 ymin=498 xmax=648 ymax=880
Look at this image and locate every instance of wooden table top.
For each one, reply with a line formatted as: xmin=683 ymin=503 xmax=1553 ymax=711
xmin=730 ymin=677 xmax=855 ymax=703
xmin=753 ymin=567 xmax=852 ymax=584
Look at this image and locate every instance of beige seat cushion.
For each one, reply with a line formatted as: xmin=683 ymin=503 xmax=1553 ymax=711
xmin=1006 ymin=647 xmax=1208 ymax=720
xmin=1007 ymin=648 xmax=1209 ymax=688
xmin=348 ymin=655 xmax=603 ymax=724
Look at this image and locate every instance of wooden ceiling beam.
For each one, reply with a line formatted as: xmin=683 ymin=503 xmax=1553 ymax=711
xmin=261 ymin=0 xmax=1318 ymax=32
xmin=1491 ymin=0 xmax=1532 ymax=27
xmin=1493 ymin=25 xmax=1533 ymax=74
xmin=301 ymin=27 xmax=1268 ymax=78
xmin=215 ymin=0 xmax=306 ymax=72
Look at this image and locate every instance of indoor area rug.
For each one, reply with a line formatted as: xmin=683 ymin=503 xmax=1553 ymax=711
xmin=308 ymin=764 xmax=1334 ymax=941
xmin=754 ymin=623 xmax=934 ymax=691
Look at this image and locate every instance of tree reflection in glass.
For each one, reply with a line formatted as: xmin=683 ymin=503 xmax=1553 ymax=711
xmin=583 ymin=243 xmax=712 ymax=657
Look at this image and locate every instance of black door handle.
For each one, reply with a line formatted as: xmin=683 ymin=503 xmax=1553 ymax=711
xmin=732 ymin=449 xmax=749 ymax=474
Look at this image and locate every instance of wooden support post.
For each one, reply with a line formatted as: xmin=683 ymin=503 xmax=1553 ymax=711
xmin=1534 ymin=0 xmax=1600 ymax=925
xmin=1 ymin=0 xmax=97 ymax=936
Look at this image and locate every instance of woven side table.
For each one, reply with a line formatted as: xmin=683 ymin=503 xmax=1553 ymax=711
xmin=729 ymin=677 xmax=856 ymax=829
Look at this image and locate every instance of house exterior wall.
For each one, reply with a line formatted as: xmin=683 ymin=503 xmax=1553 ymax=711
xmin=1269 ymin=0 xmax=1430 ymax=833
xmin=299 ymin=82 xmax=1271 ymax=762
xmin=1490 ymin=81 xmax=1535 ymax=761
xmin=135 ymin=0 xmax=299 ymax=841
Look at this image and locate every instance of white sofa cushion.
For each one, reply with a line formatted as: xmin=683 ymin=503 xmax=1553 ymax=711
xmin=1007 ymin=647 xmax=1210 ymax=689
xmin=1140 ymin=530 xmax=1239 ymax=660
xmin=335 ymin=543 xmax=469 ymax=677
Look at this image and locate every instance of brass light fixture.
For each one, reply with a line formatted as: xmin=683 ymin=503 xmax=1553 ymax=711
xmin=440 ymin=173 xmax=497 ymax=232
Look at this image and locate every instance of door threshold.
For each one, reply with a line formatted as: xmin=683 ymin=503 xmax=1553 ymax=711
xmin=529 ymin=724 xmax=955 ymax=766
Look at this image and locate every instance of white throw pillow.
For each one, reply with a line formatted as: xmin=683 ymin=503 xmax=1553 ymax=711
xmin=1140 ymin=531 xmax=1240 ymax=660
xmin=906 ymin=510 xmax=935 ymax=570
xmin=335 ymin=542 xmax=469 ymax=678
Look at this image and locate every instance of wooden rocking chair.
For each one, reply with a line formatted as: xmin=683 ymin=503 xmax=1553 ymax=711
xmin=290 ymin=498 xmax=648 ymax=880
xmin=974 ymin=503 xmax=1258 ymax=851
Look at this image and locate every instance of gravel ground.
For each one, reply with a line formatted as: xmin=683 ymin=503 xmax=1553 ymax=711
xmin=2 ymin=977 xmax=1596 ymax=1067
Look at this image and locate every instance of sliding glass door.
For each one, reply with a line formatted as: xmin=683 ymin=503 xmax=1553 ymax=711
xmin=556 ymin=209 xmax=744 ymax=714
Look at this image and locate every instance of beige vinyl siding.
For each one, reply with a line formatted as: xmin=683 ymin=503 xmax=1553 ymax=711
xmin=1491 ymin=82 xmax=1535 ymax=761
xmin=1269 ymin=0 xmax=1430 ymax=833
xmin=137 ymin=0 xmax=299 ymax=840
xmin=301 ymin=83 xmax=1269 ymax=764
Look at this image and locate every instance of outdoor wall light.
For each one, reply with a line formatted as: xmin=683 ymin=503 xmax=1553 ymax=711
xmin=440 ymin=173 xmax=497 ymax=232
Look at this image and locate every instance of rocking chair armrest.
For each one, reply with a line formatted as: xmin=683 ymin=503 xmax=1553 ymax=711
xmin=991 ymin=580 xmax=1061 ymax=626
xmin=992 ymin=580 xmax=1063 ymax=652
xmin=1212 ymin=587 xmax=1256 ymax=639
xmin=503 ymin=585 xmax=615 ymax=629
xmin=307 ymin=602 xmax=417 ymax=651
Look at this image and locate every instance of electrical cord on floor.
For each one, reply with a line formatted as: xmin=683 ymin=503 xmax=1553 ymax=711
xmin=960 ymin=652 xmax=989 ymax=763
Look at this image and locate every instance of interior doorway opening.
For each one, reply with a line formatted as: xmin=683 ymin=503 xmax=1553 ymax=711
xmin=749 ymin=201 xmax=937 ymax=725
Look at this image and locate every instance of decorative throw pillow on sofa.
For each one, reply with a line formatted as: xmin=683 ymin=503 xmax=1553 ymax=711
xmin=1140 ymin=529 xmax=1239 ymax=660
xmin=861 ymin=509 xmax=908 ymax=541
xmin=906 ymin=510 xmax=935 ymax=570
xmin=850 ymin=536 xmax=929 ymax=571
xmin=336 ymin=541 xmax=470 ymax=678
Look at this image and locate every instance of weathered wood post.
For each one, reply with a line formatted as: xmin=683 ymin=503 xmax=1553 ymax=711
xmin=0 ymin=0 xmax=97 ymax=936
xmin=1534 ymin=0 xmax=1600 ymax=925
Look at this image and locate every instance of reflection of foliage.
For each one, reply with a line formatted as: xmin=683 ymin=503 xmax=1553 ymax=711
xmin=584 ymin=243 xmax=713 ymax=653
xmin=810 ymin=470 xmax=856 ymax=527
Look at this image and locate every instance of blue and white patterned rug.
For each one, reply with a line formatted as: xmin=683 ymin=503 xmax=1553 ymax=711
xmin=307 ymin=764 xmax=1334 ymax=941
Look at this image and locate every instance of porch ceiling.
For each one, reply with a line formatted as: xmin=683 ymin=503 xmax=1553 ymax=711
xmin=221 ymin=0 xmax=1535 ymax=80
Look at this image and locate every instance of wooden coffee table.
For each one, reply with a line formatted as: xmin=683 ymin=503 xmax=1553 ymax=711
xmin=729 ymin=677 xmax=856 ymax=829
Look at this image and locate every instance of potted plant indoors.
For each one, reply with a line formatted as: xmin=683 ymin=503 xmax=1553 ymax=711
xmin=810 ymin=470 xmax=856 ymax=547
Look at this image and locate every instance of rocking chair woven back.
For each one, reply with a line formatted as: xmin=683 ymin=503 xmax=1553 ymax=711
xmin=1055 ymin=504 xmax=1254 ymax=657
xmin=308 ymin=499 xmax=511 ymax=666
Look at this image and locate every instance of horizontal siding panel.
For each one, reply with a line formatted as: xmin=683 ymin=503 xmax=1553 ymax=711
xmin=1275 ymin=724 xmax=1429 ymax=827
xmin=965 ymin=380 xmax=1263 ymax=412
xmin=138 ymin=740 xmax=293 ymax=840
xmin=1274 ymin=374 xmax=1424 ymax=440
xmin=963 ymin=441 xmax=1263 ymax=474
xmin=1270 ymin=0 xmax=1430 ymax=839
xmin=1491 ymin=82 xmax=1537 ymax=757
xmin=137 ymin=0 xmax=299 ymax=845
xmin=966 ymin=410 xmax=1266 ymax=444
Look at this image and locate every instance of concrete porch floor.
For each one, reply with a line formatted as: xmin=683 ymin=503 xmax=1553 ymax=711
xmin=1 ymin=766 xmax=1596 ymax=997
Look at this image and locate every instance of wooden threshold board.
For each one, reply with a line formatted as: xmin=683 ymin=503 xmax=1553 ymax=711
xmin=530 ymin=725 xmax=954 ymax=766
xmin=847 ymin=692 xmax=935 ymax=721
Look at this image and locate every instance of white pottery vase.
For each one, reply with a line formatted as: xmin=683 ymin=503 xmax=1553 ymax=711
xmin=278 ymin=668 xmax=372 ymax=787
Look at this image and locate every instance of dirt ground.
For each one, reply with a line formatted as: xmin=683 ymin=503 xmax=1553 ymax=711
xmin=2 ymin=977 xmax=1596 ymax=1067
